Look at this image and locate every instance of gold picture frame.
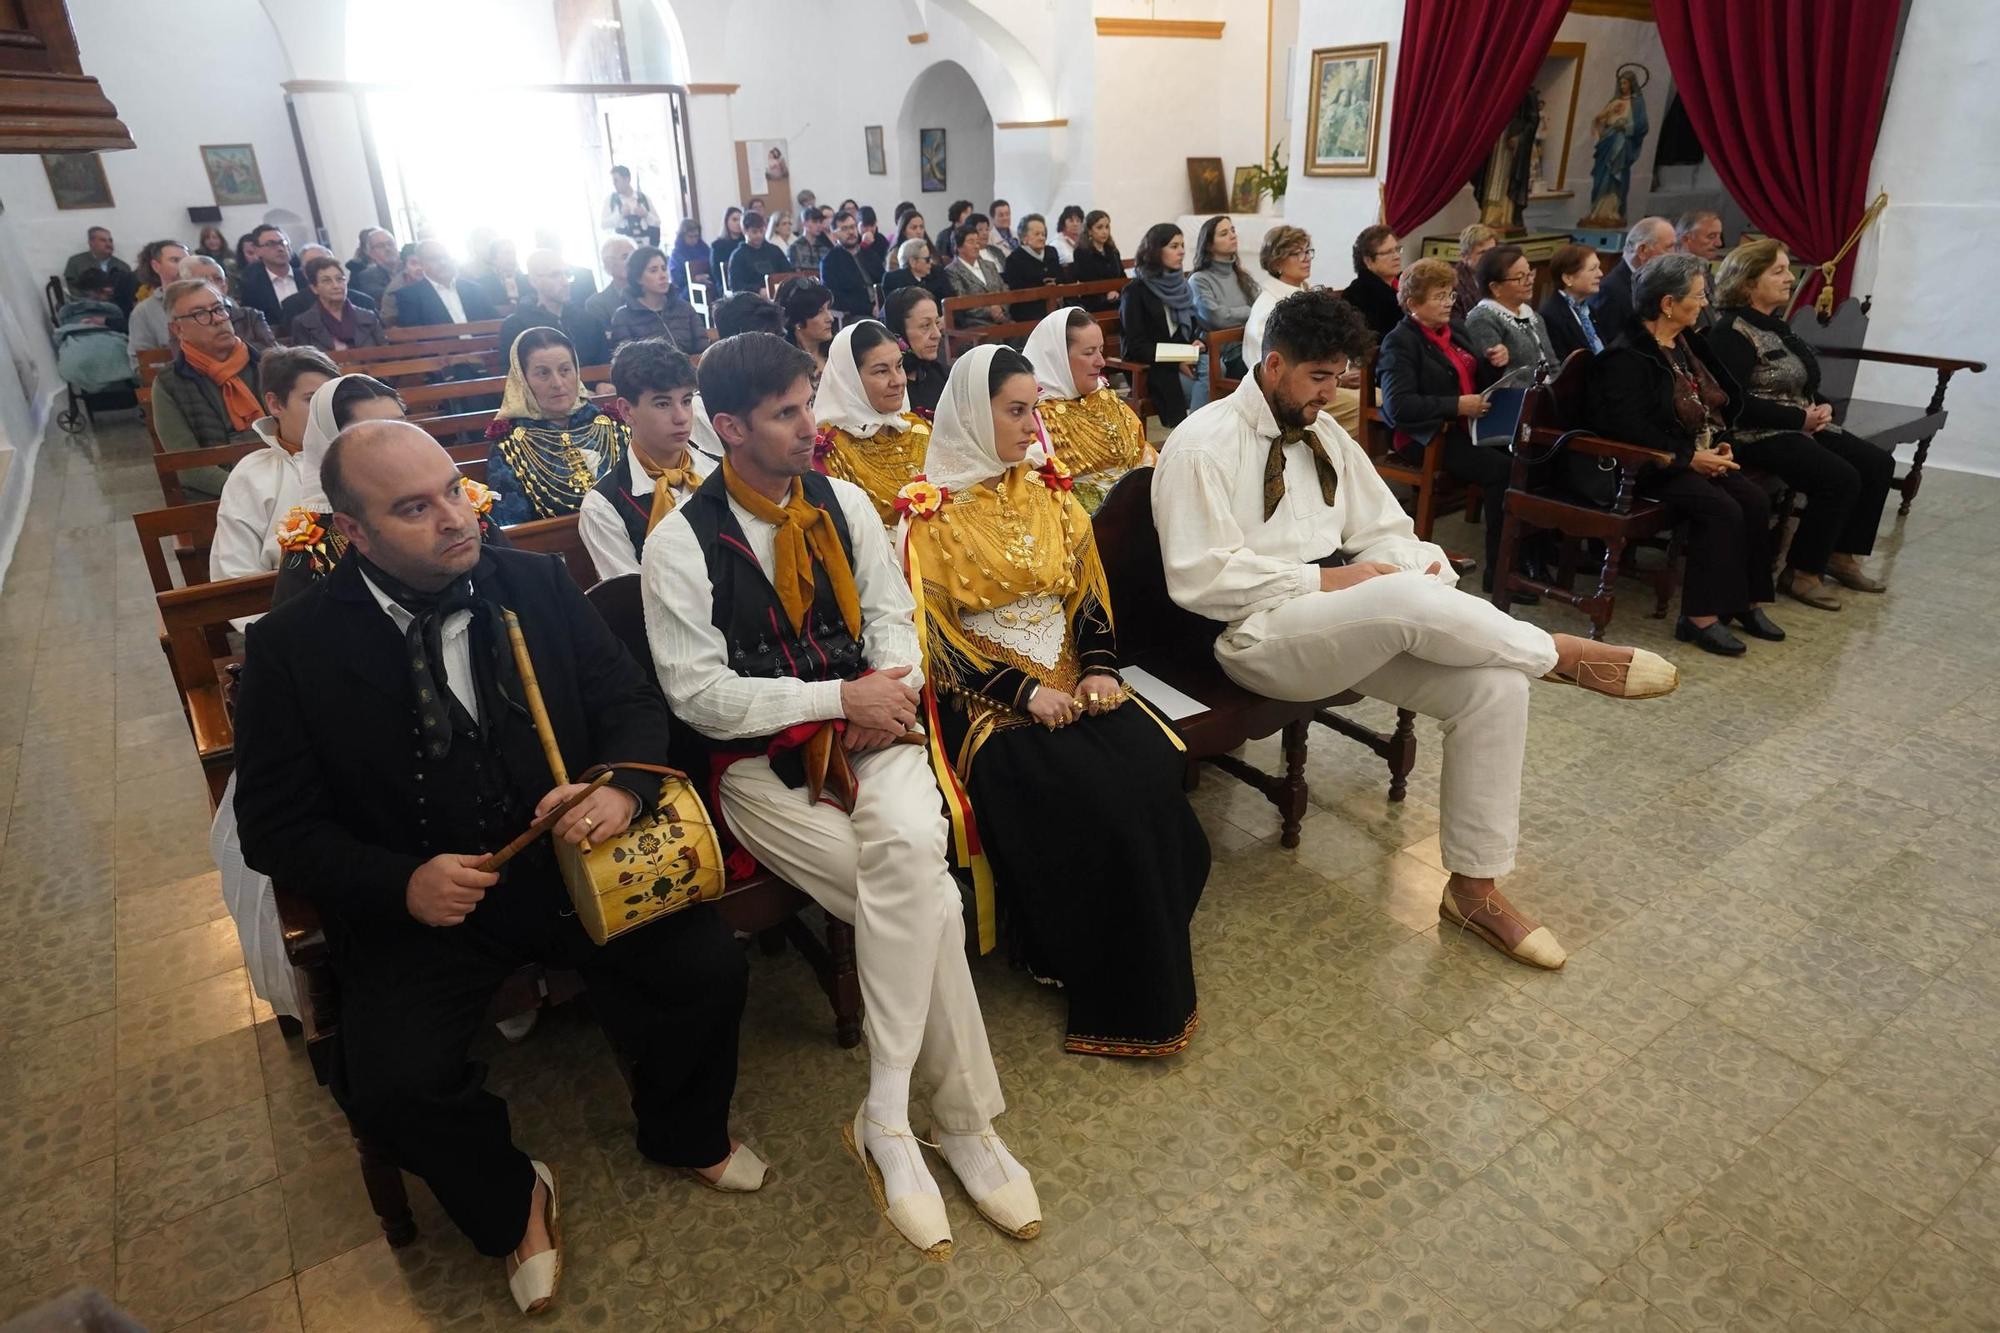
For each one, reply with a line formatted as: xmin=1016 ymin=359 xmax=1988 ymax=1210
xmin=1305 ymin=42 xmax=1388 ymax=178
xmin=1231 ymin=165 xmax=1260 ymax=212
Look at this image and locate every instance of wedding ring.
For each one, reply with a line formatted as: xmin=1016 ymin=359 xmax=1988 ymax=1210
xmin=582 ymin=816 xmax=596 ymax=832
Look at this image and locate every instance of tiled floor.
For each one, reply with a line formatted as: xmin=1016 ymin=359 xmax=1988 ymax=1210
xmin=3 ymin=414 xmax=1999 ymax=1332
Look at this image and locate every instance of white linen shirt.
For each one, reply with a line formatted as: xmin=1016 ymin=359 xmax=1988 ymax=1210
xmin=211 ymin=419 xmax=315 ymax=580
xmin=1152 ymin=372 xmax=1454 ymax=628
xmin=1241 ymin=280 xmax=1303 ymax=368
xmin=641 ymin=473 xmax=923 ymax=742
xmin=359 ymin=573 xmax=479 ymax=723
xmin=577 ymin=446 xmax=714 ymax=580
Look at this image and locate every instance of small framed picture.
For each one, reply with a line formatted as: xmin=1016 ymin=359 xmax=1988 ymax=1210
xmin=1186 ymin=157 xmax=1227 ymax=212
xmin=42 ymin=153 xmax=113 ymax=211
xmin=865 ymin=125 xmax=886 ymax=176
xmin=1231 ymin=165 xmax=1261 ymax=213
xmin=1306 ymin=42 xmax=1389 ymax=177
xmin=919 ymin=128 xmax=947 ymax=192
xmin=200 ymin=143 xmax=268 ymax=207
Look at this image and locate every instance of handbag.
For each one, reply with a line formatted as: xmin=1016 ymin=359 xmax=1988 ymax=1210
xmin=1550 ymin=429 xmax=1621 ymax=507
xmin=500 ymin=611 xmax=726 ymax=944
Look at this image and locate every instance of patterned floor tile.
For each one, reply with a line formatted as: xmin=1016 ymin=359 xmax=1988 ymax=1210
xmin=1444 ymin=988 xmax=1626 ymax=1113
xmin=1614 ymin=1199 xmax=1851 ymax=1331
xmin=1768 ymin=1077 xmax=1983 ymax=1225
xmin=1932 ymin=1159 xmax=2000 ymax=1282
xmin=1167 ymin=1152 xmax=1373 ymax=1321
xmin=1558 ymin=1060 xmax=1760 ymax=1188
xmin=115 ymin=968 xmax=254 ymax=1068
xmin=1277 ymin=1095 xmax=1471 ymax=1247
xmin=1633 ymin=1013 xmax=1824 ymax=1135
xmin=1480 ymin=1118 xmax=1700 ymax=1271
xmin=181 ymin=1278 xmax=303 ymax=1332
xmin=1382 ymin=1179 xmax=1604 ymax=1333
xmin=116 ymin=915 xmax=247 ymax=1003
xmin=1294 ymin=1247 xmax=1477 ymax=1332
xmin=1554 ymin=1278 xmax=1685 ymax=1332
xmin=1513 ymin=948 xmax=1693 ymax=1057
xmin=1701 ymin=964 xmax=1887 ymax=1075
xmin=0 ymin=1074 xmax=113 ymax=1191
xmin=116 ymin=1025 xmax=268 ymax=1149
xmin=1695 ymin=1143 xmax=1924 ymax=1302
xmin=113 ymin=868 xmax=228 ymax=947
xmin=1047 ymin=1220 xmax=1270 ymax=1332
xmin=1860 ymin=1231 xmax=2000 ymax=1332
xmin=0 ymin=1156 xmax=114 ymax=1291
xmin=116 ymin=1097 xmax=278 ymax=1240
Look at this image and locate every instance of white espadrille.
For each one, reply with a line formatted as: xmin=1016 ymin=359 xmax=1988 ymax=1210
xmin=506 ymin=1160 xmax=561 ymax=1315
xmin=1544 ymin=647 xmax=1679 ymax=700
xmin=842 ymin=1106 xmax=951 ymax=1261
xmin=685 ymin=1143 xmax=770 ymax=1193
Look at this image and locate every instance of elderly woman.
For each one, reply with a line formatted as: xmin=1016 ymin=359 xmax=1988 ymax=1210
xmin=1023 ymin=306 xmax=1151 ymax=512
xmin=1452 ymin=223 xmax=1498 ymax=320
xmin=885 ymin=285 xmax=949 ymax=416
xmin=1710 ymin=239 xmax=1895 ymax=603
xmin=1002 ymin=213 xmax=1064 ymax=321
xmin=880 ymin=237 xmax=952 ymax=314
xmin=1464 ymin=245 xmax=1557 ymax=375
xmin=1586 ymin=253 xmax=1783 ymax=655
xmin=1243 ymin=224 xmax=1312 ymax=367
xmin=1342 ymin=224 xmax=1404 ymax=342
xmin=1376 ymin=257 xmax=1526 ymax=598
xmin=1539 ymin=243 xmax=1606 ymax=361
xmin=812 ymin=318 xmax=931 ymax=524
xmin=1118 ymin=223 xmax=1204 ymax=428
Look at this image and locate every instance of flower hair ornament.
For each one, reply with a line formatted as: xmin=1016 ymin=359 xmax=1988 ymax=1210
xmin=894 ymin=475 xmax=949 ymax=519
xmin=275 ymin=507 xmax=325 ymax=553
xmin=460 ymin=477 xmax=497 ymax=516
xmin=1033 ymin=455 xmax=1074 ymax=491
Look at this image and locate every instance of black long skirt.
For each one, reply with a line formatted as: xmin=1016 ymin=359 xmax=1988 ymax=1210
xmin=962 ymin=703 xmax=1209 ymax=1057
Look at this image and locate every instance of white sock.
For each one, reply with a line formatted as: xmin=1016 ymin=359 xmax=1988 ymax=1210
xmin=935 ymin=1123 xmax=1029 ymax=1204
xmin=862 ymin=1063 xmax=939 ymax=1204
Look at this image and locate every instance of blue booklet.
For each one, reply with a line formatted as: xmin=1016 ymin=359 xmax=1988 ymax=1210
xmin=1473 ymin=384 xmax=1530 ymax=449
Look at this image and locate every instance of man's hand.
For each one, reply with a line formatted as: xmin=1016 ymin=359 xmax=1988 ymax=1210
xmin=842 ymin=666 xmax=921 ymax=733
xmin=843 ymin=723 xmax=903 ymax=752
xmin=1321 ymin=561 xmax=1398 ymax=592
xmin=407 ymin=854 xmax=499 ymax=927
xmin=1457 ymin=394 xmax=1491 ymax=419
xmin=1485 ymin=345 xmax=1510 ymax=367
xmin=537 ymin=781 xmax=641 ymax=847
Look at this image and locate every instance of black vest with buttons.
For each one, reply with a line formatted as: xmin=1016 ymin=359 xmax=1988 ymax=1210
xmin=590 ymin=463 xmax=652 ymax=565
xmin=678 ymin=468 xmax=867 ymax=696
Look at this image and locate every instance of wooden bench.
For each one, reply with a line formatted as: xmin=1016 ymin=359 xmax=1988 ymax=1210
xmin=1492 ymin=352 xmax=1677 ymax=638
xmin=1093 ymin=469 xmax=1416 ymax=847
xmin=330 ymin=334 xmax=501 ymax=366
xmin=1789 ymin=296 xmax=1988 ymax=515
xmin=402 ymin=364 xmax=611 ymax=417
xmin=385 ymin=318 xmax=503 ymax=343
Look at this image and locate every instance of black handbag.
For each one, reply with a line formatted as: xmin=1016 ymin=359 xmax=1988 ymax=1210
xmin=1550 ymin=429 xmax=1620 ymax=507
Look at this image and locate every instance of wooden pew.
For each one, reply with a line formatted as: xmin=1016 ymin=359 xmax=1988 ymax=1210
xmin=402 ymin=364 xmax=611 ymax=417
xmin=1788 ymin=296 xmax=1988 ymax=515
xmin=1492 ymin=352 xmax=1677 ymax=637
xmin=386 ymin=318 xmax=503 ymax=343
xmin=1093 ymin=469 xmax=1416 ymax=846
xmin=937 ymin=276 xmax=1130 ymax=353
xmin=330 ymin=335 xmax=501 ymax=367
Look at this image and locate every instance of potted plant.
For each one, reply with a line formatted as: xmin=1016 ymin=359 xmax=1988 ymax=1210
xmin=1246 ymin=144 xmax=1289 ymax=209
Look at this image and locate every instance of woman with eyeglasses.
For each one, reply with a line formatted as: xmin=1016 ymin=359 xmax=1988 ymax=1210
xmin=1464 ymin=245 xmax=1558 ymax=377
xmin=1242 ymin=225 xmax=1313 ymax=367
xmin=1343 ymin=224 xmax=1405 ymax=343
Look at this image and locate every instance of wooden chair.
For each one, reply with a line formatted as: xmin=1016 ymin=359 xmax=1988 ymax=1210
xmin=1358 ymin=350 xmax=1480 ymax=544
xmin=1206 ymin=326 xmax=1245 ymax=398
xmin=1788 ymin=296 xmax=1988 ymax=515
xmin=1092 ymin=469 xmax=1417 ymax=847
xmin=1492 ymin=352 xmax=1677 ymax=638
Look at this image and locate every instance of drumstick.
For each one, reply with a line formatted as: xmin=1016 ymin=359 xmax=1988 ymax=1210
xmin=475 ymin=771 xmax=613 ymax=874
xmin=501 ymin=609 xmax=570 ymax=785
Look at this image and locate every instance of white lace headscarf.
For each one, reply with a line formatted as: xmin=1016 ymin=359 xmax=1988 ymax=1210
xmin=810 ymin=319 xmax=911 ymax=439
xmin=1021 ymin=306 xmax=1103 ymax=402
xmin=922 ymin=343 xmax=1021 ymax=494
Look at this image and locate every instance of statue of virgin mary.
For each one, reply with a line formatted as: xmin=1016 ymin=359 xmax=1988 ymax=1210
xmin=1581 ymin=64 xmax=1651 ymax=228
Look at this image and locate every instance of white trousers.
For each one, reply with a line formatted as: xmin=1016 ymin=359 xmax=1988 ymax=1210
xmin=719 ymin=743 xmax=1004 ymax=1131
xmin=1218 ymin=571 xmax=1560 ymax=878
xmin=210 ymin=773 xmax=302 ymax=1020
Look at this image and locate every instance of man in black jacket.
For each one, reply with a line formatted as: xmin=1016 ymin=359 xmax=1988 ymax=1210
xmin=393 ymin=241 xmax=500 ymax=329
xmin=1589 ymin=216 xmax=1672 ymax=336
xmin=232 ymin=420 xmax=759 ymax=1313
xmin=236 ymin=224 xmax=305 ymax=328
xmin=499 ymin=248 xmax=607 ymax=366
xmin=724 ymin=211 xmax=788 ymax=295
xmin=819 ymin=210 xmax=874 ymax=320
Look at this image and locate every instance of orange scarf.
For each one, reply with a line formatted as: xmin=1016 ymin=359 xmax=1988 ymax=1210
xmin=638 ymin=450 xmax=698 ymax=534
xmin=721 ymin=457 xmax=861 ymax=638
xmin=181 ymin=339 xmax=260 ymax=431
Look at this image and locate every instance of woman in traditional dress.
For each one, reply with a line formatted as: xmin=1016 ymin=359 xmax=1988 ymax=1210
xmin=484 ymin=325 xmax=629 ymax=524
xmin=898 ymin=344 xmax=1209 ymax=1058
xmin=813 ymin=319 xmax=931 ymax=525
xmin=1021 ymin=307 xmax=1151 ymax=514
xmin=885 ymin=286 xmax=950 ymax=416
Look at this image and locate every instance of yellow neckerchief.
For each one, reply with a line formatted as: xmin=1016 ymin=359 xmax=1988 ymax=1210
xmin=635 ymin=444 xmax=698 ymax=532
xmin=1040 ymin=386 xmax=1147 ymax=477
xmin=818 ymin=414 xmax=931 ymax=524
xmin=720 ymin=457 xmax=861 ymax=638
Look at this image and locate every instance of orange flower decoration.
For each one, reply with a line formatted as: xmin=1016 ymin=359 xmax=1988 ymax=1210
xmin=894 ymin=476 xmax=949 ymax=519
xmin=461 ymin=477 xmax=497 ymax=516
xmin=275 ymin=507 xmax=325 ymax=552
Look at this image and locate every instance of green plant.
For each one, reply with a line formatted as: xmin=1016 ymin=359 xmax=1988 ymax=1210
xmin=1246 ymin=144 xmax=1289 ymax=205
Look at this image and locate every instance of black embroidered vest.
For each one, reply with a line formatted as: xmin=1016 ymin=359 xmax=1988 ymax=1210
xmin=679 ymin=469 xmax=867 ymax=688
xmin=589 ymin=464 xmax=652 ymax=564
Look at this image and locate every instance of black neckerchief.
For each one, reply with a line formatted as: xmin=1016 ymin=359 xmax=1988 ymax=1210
xmin=354 ymin=551 xmax=527 ymax=760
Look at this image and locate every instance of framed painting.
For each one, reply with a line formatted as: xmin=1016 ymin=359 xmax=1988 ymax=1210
xmin=919 ymin=127 xmax=946 ymax=192
xmin=200 ymin=144 xmax=267 ymax=206
xmin=1186 ymin=157 xmax=1228 ymax=212
xmin=41 ymin=153 xmax=113 ymax=210
xmin=865 ymin=125 xmax=886 ymax=176
xmin=1305 ymin=43 xmax=1387 ymax=177
xmin=1231 ymin=165 xmax=1260 ymax=213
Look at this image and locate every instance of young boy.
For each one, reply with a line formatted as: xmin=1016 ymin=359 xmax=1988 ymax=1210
xmin=578 ymin=336 xmax=717 ymax=578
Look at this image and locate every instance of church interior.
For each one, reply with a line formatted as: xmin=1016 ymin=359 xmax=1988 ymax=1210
xmin=1 ymin=1 xmax=1998 ymax=1329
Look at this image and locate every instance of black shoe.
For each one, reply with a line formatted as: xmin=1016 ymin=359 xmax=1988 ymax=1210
xmin=1482 ymin=570 xmax=1540 ymax=605
xmin=1676 ymin=617 xmax=1747 ymax=656
xmin=1733 ymin=608 xmax=1786 ymax=641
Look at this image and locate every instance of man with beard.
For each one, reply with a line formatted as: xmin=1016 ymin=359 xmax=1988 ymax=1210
xmin=1152 ymin=289 xmax=1678 ymax=974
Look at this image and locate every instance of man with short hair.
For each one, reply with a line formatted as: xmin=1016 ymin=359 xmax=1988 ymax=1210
xmin=351 ymin=228 xmax=401 ymax=308
xmin=583 ymin=235 xmax=639 ymax=336
xmin=726 ymin=211 xmax=787 ymax=294
xmin=500 ymin=249 xmax=607 ymax=366
xmin=1591 ymin=215 xmax=1674 ymax=334
xmin=789 ymin=206 xmax=833 ymax=275
xmin=795 ymin=188 xmax=817 ymax=216
xmin=181 ymin=255 xmax=277 ymax=353
xmin=710 ymin=291 xmax=785 ymax=339
xmin=819 ymin=211 xmax=873 ymax=321
xmin=394 ymin=240 xmax=500 ymax=328
xmin=644 ymin=332 xmax=1038 ymax=1260
xmin=1154 ymin=289 xmax=1677 ymax=974
xmin=578 ymin=337 xmax=714 ymax=578
xmin=126 ymin=239 xmax=191 ymax=369
xmin=855 ymin=205 xmax=890 ymax=285
xmin=603 ymin=164 xmax=661 ymax=245
xmin=1673 ymin=210 xmax=1725 ymax=331
xmin=1451 ymin=223 xmax=1499 ymax=321
xmin=63 ymin=226 xmax=130 ymax=297
xmin=233 ymin=419 xmax=762 ymax=1316
xmin=944 ymin=215 xmax=1005 ymax=327
xmin=238 ymin=225 xmax=305 ymax=328
xmin=152 ymin=279 xmax=265 ymax=497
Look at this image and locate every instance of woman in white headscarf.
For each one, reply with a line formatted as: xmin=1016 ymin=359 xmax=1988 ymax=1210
xmin=810 ymin=318 xmax=932 ymax=526
xmin=1021 ymin=306 xmax=1153 ymax=514
xmin=897 ymin=344 xmax=1209 ymax=1059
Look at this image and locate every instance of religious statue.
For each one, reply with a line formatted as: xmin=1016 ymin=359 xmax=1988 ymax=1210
xmin=1472 ymin=89 xmax=1541 ymax=232
xmin=1580 ymin=63 xmax=1650 ymax=228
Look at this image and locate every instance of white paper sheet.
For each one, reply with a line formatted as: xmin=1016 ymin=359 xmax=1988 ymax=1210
xmin=1119 ymin=665 xmax=1208 ymax=721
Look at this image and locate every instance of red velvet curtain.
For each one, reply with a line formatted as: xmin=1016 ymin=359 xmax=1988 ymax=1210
xmin=1653 ymin=0 xmax=1902 ymax=310
xmin=1381 ymin=0 xmax=1571 ymax=235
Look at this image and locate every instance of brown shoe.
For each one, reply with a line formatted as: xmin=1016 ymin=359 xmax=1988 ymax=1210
xmin=1827 ymin=559 xmax=1887 ymax=593
xmin=1782 ymin=570 xmax=1843 ymax=611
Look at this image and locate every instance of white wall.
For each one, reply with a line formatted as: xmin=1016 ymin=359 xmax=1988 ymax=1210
xmin=897 ymin=62 xmax=994 ymax=216
xmin=0 ymin=0 xmax=311 ymax=285
xmin=1849 ymin=0 xmax=2000 ymax=476
xmin=1280 ymin=0 xmax=1404 ymax=288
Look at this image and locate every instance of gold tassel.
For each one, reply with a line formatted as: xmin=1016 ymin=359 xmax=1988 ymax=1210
xmin=1810 ymin=191 xmax=1890 ymax=317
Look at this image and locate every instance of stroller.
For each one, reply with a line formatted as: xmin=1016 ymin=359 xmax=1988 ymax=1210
xmin=45 ymin=273 xmax=139 ymax=433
